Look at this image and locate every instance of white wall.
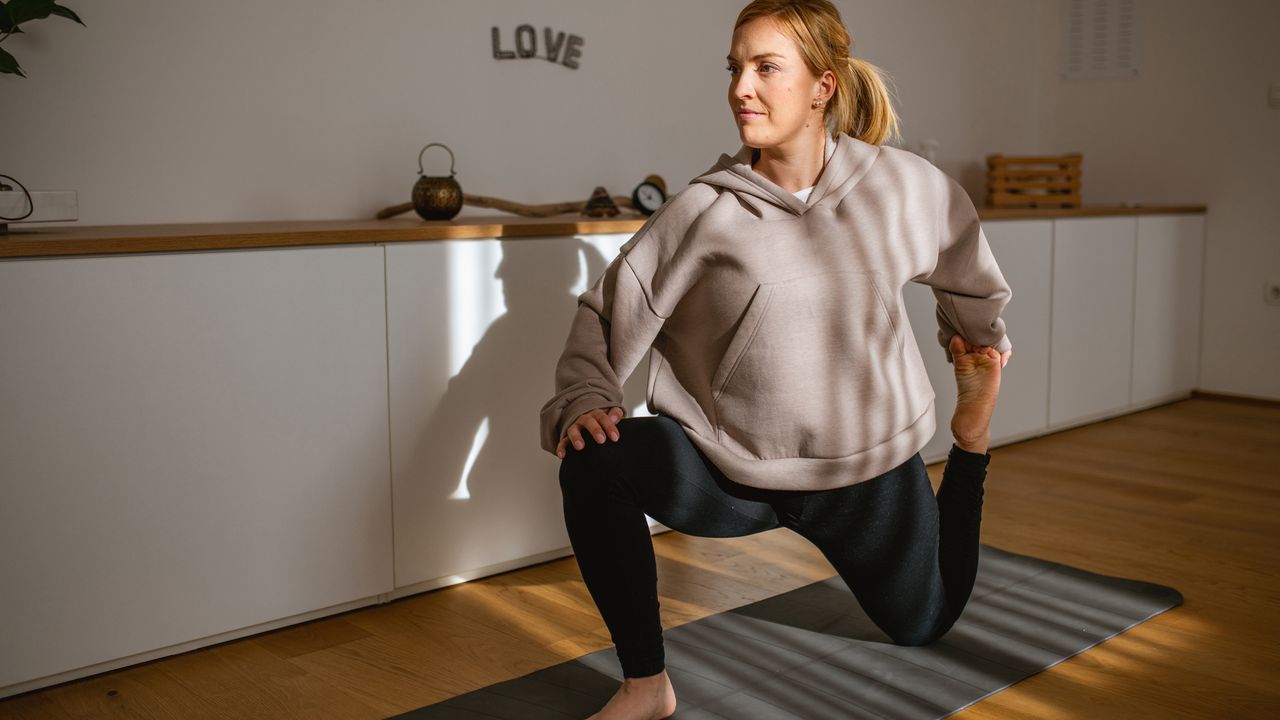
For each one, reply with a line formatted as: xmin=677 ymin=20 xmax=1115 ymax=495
xmin=0 ymin=0 xmax=1038 ymax=223
xmin=4 ymin=0 xmax=1275 ymax=399
xmin=1034 ymin=0 xmax=1280 ymax=400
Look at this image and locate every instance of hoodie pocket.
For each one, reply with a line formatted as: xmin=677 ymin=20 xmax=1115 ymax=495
xmin=710 ymin=270 xmax=922 ymax=460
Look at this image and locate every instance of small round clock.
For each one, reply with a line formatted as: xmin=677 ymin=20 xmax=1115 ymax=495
xmin=631 ymin=175 xmax=667 ymax=215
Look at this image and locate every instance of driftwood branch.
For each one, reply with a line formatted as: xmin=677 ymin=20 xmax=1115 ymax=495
xmin=376 ymin=193 xmax=638 ymax=220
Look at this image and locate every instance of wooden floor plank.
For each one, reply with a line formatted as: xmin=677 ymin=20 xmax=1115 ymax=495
xmin=159 ymin=640 xmax=383 ymax=720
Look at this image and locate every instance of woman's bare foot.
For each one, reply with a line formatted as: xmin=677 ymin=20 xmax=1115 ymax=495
xmin=948 ymin=334 xmax=1003 ymax=454
xmin=587 ymin=669 xmax=677 ymax=720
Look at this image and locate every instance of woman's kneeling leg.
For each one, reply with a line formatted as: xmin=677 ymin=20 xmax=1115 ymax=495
xmin=558 ymin=414 xmax=782 ymax=676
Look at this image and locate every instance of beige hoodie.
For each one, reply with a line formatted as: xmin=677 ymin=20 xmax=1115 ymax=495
xmin=539 ymin=131 xmax=1012 ymax=491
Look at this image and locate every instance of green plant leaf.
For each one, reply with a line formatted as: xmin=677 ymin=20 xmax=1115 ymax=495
xmin=7 ymin=0 xmax=56 ymax=26
xmin=0 ymin=44 xmax=26 ymax=77
xmin=0 ymin=4 xmax=14 ymax=33
xmin=50 ymin=3 xmax=83 ymax=25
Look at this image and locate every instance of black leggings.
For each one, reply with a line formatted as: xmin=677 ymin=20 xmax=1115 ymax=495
xmin=558 ymin=414 xmax=989 ymax=679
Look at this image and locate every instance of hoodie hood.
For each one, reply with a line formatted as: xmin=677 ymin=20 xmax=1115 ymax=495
xmin=691 ymin=131 xmax=882 ymax=215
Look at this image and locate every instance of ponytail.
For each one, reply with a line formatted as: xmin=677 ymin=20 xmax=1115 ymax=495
xmin=830 ymin=56 xmax=902 ymax=146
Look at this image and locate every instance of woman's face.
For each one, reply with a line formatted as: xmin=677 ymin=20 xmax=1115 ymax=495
xmin=726 ymin=17 xmax=831 ymax=150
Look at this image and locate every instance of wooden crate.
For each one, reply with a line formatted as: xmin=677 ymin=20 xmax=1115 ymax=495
xmin=986 ymin=153 xmax=1082 ymax=208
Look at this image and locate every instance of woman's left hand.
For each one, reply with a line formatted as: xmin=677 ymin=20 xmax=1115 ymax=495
xmin=952 ymin=335 xmax=1012 ymax=369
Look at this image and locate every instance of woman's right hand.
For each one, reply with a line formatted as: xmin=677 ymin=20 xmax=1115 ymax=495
xmin=556 ymin=406 xmax=625 ymax=459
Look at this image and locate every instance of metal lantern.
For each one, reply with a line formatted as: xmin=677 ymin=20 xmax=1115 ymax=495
xmin=412 ymin=143 xmax=464 ymax=221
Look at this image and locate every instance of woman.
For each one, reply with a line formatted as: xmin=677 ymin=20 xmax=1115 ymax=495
xmin=538 ymin=1 xmax=1012 ymax=717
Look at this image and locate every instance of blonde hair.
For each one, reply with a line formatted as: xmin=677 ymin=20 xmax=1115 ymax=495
xmin=733 ymin=0 xmax=903 ymax=146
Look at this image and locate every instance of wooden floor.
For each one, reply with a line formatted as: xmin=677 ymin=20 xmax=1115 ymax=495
xmin=2 ymin=397 xmax=1277 ymax=719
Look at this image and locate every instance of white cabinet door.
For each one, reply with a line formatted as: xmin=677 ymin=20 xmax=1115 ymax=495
xmin=1132 ymin=215 xmax=1205 ymax=406
xmin=386 ymin=235 xmax=654 ymax=592
xmin=0 ymin=246 xmax=394 ymax=691
xmin=1049 ymin=217 xmax=1137 ymax=428
xmin=985 ymin=220 xmax=1053 ymax=443
xmin=903 ymin=219 xmax=1051 ymax=462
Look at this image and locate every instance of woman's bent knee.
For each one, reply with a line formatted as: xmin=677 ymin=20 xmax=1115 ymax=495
xmin=558 ymin=417 xmax=672 ymax=480
xmin=889 ymin=618 xmax=952 ymax=647
xmin=558 ymin=431 xmax=634 ymax=499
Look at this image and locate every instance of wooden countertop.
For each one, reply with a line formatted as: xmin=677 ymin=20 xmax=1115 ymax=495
xmin=0 ymin=204 xmax=1207 ymax=260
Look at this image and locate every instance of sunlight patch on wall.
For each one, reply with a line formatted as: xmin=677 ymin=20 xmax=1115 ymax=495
xmin=446 ymin=240 xmax=507 ymax=377
xmin=450 ymin=415 xmax=489 ymax=500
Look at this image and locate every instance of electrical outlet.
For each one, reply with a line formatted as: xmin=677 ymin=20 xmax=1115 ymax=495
xmin=1266 ymin=280 xmax=1280 ymax=306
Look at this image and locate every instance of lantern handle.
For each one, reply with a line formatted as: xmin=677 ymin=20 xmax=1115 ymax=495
xmin=418 ymin=143 xmax=457 ymax=176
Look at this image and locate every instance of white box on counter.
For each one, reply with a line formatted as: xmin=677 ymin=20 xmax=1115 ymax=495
xmin=0 ymin=190 xmax=79 ymax=223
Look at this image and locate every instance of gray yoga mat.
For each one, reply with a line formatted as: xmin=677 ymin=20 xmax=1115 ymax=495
xmin=388 ymin=543 xmax=1183 ymax=719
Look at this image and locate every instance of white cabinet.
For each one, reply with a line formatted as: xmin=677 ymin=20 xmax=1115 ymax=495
xmin=1047 ymin=214 xmax=1204 ymax=428
xmin=1049 ymin=217 xmax=1139 ymax=428
xmin=384 ymin=234 xmax=655 ymax=594
xmin=0 ymin=246 xmax=394 ymax=692
xmin=1132 ymin=215 xmax=1205 ymax=406
xmin=985 ymin=221 xmax=1054 ymax=443
xmin=907 ymin=213 xmax=1203 ymax=455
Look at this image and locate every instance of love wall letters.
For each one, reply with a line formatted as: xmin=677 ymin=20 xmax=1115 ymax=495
xmin=491 ymin=25 xmax=584 ymax=69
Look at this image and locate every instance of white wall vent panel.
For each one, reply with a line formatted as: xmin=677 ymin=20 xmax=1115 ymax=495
xmin=1061 ymin=0 xmax=1141 ymax=81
